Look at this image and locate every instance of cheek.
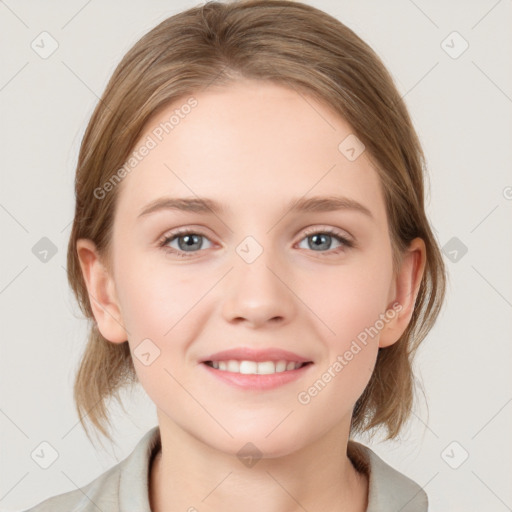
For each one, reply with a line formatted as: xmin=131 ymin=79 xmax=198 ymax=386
xmin=115 ymin=253 xmax=198 ymax=338
xmin=297 ymin=275 xmax=387 ymax=421
xmin=113 ymin=253 xmax=220 ymax=383
xmin=114 ymin=257 xmax=200 ymax=398
xmin=307 ymin=256 xmax=394 ymax=346
xmin=301 ymin=253 xmax=393 ymax=397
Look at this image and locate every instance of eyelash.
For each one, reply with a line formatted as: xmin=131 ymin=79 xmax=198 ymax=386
xmin=158 ymin=226 xmax=354 ymax=259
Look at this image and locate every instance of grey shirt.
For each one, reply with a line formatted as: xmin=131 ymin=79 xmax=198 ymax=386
xmin=23 ymin=426 xmax=428 ymax=511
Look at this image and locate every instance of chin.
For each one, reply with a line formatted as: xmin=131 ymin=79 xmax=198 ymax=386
xmin=205 ymin=427 xmax=309 ymax=461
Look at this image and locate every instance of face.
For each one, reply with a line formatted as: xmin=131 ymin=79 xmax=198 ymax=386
xmin=81 ymin=79 xmax=420 ymax=457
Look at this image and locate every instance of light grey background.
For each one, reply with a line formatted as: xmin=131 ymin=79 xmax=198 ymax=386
xmin=1 ymin=1 xmax=511 ymax=511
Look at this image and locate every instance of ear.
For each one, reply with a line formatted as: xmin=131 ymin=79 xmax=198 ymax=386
xmin=76 ymin=239 xmax=128 ymax=344
xmin=379 ymin=237 xmax=426 ymax=348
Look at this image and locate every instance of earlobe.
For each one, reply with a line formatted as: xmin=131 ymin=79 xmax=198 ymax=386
xmin=378 ymin=238 xmax=426 ymax=348
xmin=76 ymin=239 xmax=128 ymax=344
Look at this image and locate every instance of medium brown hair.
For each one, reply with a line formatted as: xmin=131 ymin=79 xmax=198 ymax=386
xmin=67 ymin=0 xmax=446 ymax=444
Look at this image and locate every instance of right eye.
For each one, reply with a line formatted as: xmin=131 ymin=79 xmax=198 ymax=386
xmin=159 ymin=229 xmax=214 ymax=257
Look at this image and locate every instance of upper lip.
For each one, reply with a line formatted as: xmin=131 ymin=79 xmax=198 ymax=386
xmin=201 ymin=347 xmax=313 ymax=364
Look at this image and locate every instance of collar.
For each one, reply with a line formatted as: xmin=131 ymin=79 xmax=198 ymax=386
xmin=118 ymin=426 xmax=427 ymax=512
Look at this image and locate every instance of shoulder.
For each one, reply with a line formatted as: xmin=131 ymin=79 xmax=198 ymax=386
xmin=348 ymin=440 xmax=428 ymax=512
xmin=21 ymin=463 xmax=121 ymax=512
xmin=23 ymin=426 xmax=161 ymax=512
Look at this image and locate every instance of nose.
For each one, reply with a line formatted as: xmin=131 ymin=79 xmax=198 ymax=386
xmin=221 ymin=245 xmax=296 ymax=329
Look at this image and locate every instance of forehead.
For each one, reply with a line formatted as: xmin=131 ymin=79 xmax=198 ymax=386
xmin=115 ymin=79 xmax=386 ymax=223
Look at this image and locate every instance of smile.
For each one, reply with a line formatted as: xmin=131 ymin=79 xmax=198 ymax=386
xmin=203 ymin=360 xmax=312 ymax=375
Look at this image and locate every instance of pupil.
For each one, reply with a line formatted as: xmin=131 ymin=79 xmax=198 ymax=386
xmin=179 ymin=234 xmax=201 ymax=251
xmin=310 ymin=233 xmax=330 ymax=250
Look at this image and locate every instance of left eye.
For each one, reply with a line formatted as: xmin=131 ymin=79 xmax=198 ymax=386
xmin=297 ymin=229 xmax=352 ymax=253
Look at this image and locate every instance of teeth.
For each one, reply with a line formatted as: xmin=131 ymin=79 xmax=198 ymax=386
xmin=207 ymin=359 xmax=305 ymax=375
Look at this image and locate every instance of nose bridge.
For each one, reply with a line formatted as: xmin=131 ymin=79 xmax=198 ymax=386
xmin=221 ymin=233 xmax=294 ymax=327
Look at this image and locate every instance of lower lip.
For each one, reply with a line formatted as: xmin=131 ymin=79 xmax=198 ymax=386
xmin=200 ymin=362 xmax=313 ymax=390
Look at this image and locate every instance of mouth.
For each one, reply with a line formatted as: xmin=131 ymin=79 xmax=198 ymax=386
xmin=200 ymin=358 xmax=314 ymax=390
xmin=203 ymin=360 xmax=313 ymax=375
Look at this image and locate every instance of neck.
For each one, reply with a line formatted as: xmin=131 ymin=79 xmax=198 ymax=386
xmin=149 ymin=414 xmax=368 ymax=512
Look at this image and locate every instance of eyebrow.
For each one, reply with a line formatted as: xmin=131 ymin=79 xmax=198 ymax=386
xmin=137 ymin=195 xmax=373 ymax=219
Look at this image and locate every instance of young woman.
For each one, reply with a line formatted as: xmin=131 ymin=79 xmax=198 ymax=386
xmin=25 ymin=1 xmax=446 ymax=510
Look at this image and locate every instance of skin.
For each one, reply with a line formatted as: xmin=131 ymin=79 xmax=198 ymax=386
xmin=77 ymin=79 xmax=426 ymax=512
